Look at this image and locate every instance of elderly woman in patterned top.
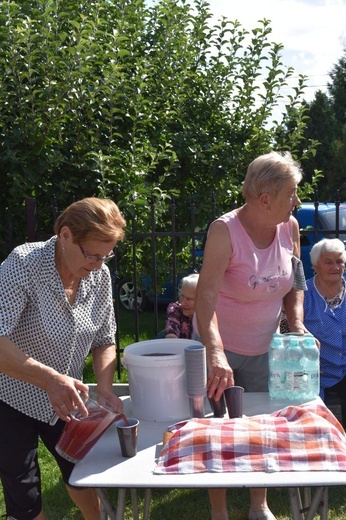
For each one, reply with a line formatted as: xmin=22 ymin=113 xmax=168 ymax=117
xmin=0 ymin=198 xmax=126 ymax=520
xmin=165 ymin=273 xmax=199 ymax=339
xmin=303 ymin=238 xmax=346 ymax=403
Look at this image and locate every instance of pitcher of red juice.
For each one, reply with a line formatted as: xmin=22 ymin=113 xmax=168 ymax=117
xmin=55 ymin=395 xmax=125 ymax=463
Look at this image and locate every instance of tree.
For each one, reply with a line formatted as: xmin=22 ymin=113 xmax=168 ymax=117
xmin=296 ymin=50 xmax=346 ymax=201
xmin=327 ymin=51 xmax=346 ymax=199
xmin=297 ymin=93 xmax=337 ymax=191
xmin=328 ymin=51 xmax=346 ymax=127
xmin=0 ymin=0 xmax=316 ymax=255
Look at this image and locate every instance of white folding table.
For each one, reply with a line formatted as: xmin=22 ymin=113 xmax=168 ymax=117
xmin=69 ymin=393 xmax=346 ymax=520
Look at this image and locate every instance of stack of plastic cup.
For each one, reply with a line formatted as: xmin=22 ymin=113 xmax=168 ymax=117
xmin=184 ymin=344 xmax=207 ymax=417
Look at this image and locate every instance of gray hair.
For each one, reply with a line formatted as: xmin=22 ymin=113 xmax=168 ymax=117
xmin=242 ymin=151 xmax=303 ymax=201
xmin=310 ymin=238 xmax=346 ymax=266
xmin=178 ymin=273 xmax=199 ymax=298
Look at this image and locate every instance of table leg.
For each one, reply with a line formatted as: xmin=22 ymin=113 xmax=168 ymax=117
xmin=289 ymin=487 xmax=329 ymax=520
xmin=303 ymin=487 xmax=311 ymax=510
xmin=143 ymin=488 xmax=152 ymax=520
xmin=116 ymin=489 xmax=126 ymax=520
xmin=289 ymin=488 xmax=304 ymax=520
xmin=100 ymin=505 xmax=107 ymax=520
xmin=96 ymin=488 xmax=117 ymax=519
xmin=318 ymin=487 xmax=328 ymax=520
xmin=130 ymin=488 xmax=139 ymax=520
xmin=96 ymin=487 xmax=149 ymax=520
xmin=304 ymin=487 xmax=328 ymax=520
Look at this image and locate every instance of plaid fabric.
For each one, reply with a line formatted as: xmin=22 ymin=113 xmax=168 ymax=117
xmin=154 ymin=402 xmax=346 ymax=474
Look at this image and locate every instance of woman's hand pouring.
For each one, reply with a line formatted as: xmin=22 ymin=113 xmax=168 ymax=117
xmin=45 ymin=372 xmax=89 ymax=423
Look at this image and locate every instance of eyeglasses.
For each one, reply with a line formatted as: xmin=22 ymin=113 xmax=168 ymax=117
xmin=78 ymin=243 xmax=115 ymax=264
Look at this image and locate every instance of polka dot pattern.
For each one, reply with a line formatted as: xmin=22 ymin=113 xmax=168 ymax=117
xmin=0 ymin=237 xmax=116 ymax=423
xmin=304 ymin=276 xmax=346 ymax=394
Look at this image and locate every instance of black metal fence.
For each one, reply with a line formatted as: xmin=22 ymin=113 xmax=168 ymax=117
xmin=2 ymin=195 xmax=346 ymax=377
xmin=23 ymin=196 xmax=219 ymax=376
xmin=105 ymin=196 xmax=220 ymax=377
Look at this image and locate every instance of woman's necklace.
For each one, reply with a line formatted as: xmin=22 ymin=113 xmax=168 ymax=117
xmin=324 ymin=279 xmax=345 ymax=310
xmin=55 ymin=242 xmax=79 ymax=304
xmin=316 ymin=277 xmax=345 ymax=310
xmin=63 ymin=280 xmax=78 ymax=304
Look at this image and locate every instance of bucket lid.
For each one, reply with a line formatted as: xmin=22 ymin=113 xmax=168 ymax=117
xmin=122 ymin=339 xmax=203 ymax=368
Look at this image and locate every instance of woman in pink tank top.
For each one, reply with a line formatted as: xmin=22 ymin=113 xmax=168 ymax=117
xmin=195 ymin=151 xmax=308 ymax=520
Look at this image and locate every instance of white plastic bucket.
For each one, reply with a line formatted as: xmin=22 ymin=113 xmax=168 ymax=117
xmin=122 ymin=339 xmax=203 ymax=421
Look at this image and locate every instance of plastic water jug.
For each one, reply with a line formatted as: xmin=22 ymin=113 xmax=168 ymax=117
xmin=268 ymin=335 xmax=286 ymax=399
xmin=284 ymin=336 xmax=306 ymax=400
xmin=269 ymin=333 xmax=320 ymax=401
xmin=302 ymin=334 xmax=320 ymax=400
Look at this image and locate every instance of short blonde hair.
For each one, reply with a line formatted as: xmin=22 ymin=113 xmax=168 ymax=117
xmin=242 ymin=151 xmax=303 ymax=201
xmin=310 ymin=238 xmax=346 ymax=266
xmin=54 ymin=197 xmax=126 ymax=243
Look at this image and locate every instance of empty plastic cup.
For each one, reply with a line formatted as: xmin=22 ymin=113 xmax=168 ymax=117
xmin=208 ymin=393 xmax=226 ymax=418
xmin=224 ymin=386 xmax=244 ymax=419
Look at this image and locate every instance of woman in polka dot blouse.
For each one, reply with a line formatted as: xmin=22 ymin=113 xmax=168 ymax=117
xmin=303 ymin=238 xmax=346 ymax=403
xmin=0 ymin=198 xmax=126 ymax=520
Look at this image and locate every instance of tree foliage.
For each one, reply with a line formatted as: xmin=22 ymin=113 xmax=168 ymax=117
xmin=0 ymin=0 xmax=316 ymax=255
xmin=299 ymin=50 xmax=346 ymax=201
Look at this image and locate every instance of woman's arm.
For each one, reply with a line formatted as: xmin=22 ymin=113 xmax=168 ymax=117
xmin=0 ymin=335 xmax=89 ymax=421
xmin=195 ymin=221 xmax=234 ymax=399
xmin=284 ymin=216 xmax=309 ymax=334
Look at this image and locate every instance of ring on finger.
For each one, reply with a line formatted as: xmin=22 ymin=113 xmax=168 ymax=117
xmin=61 ymin=404 xmax=67 ymax=408
xmin=214 ymin=375 xmax=221 ymax=380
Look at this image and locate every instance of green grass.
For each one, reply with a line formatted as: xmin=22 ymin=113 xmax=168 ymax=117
xmin=2 ymin=306 xmax=346 ymax=518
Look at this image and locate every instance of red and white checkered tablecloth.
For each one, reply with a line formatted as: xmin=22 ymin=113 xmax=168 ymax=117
xmin=154 ymin=401 xmax=346 ymax=474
